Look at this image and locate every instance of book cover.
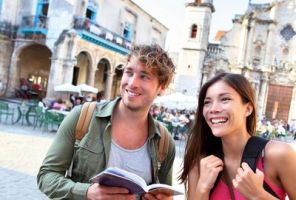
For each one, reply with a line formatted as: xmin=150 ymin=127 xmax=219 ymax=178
xmin=90 ymin=167 xmax=183 ymax=196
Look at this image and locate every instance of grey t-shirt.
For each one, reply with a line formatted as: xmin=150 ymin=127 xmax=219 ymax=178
xmin=107 ymin=139 xmax=152 ymax=185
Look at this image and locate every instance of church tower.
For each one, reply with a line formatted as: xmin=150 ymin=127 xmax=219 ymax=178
xmin=175 ymin=0 xmax=214 ymax=95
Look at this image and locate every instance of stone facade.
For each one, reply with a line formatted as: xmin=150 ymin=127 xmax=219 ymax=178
xmin=0 ymin=0 xmax=168 ymax=100
xmin=177 ymin=0 xmax=296 ymax=122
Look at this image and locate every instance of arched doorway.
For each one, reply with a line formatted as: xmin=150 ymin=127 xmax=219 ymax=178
xmin=95 ymin=58 xmax=110 ymax=97
xmin=16 ymin=44 xmax=51 ymax=98
xmin=112 ymin=64 xmax=124 ymax=98
xmin=73 ymin=51 xmax=92 ymax=85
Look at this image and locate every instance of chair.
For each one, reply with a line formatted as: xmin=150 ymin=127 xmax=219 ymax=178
xmin=0 ymin=102 xmax=14 ymax=124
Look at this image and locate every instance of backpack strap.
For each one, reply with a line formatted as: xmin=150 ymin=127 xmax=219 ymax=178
xmin=75 ymin=101 xmax=97 ymax=140
xmin=241 ymin=136 xmax=279 ymax=198
xmin=157 ymin=123 xmax=169 ymax=164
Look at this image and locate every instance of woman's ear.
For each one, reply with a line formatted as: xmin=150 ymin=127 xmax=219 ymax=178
xmin=245 ymin=103 xmax=253 ymax=117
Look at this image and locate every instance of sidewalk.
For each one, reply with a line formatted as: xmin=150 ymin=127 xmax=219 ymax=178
xmin=0 ymin=123 xmax=186 ymax=199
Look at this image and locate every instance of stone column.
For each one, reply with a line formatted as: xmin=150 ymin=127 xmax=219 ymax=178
xmin=258 ymin=72 xmax=269 ymax=119
xmin=104 ymin=71 xmax=115 ymax=100
xmin=46 ymin=58 xmax=64 ymax=99
xmin=87 ymin=67 xmax=96 ymax=86
xmin=238 ymin=20 xmax=249 ymax=67
xmin=245 ymin=21 xmax=256 ymax=67
xmin=263 ymin=24 xmax=275 ymax=69
xmin=201 ymin=68 xmax=209 ymax=86
xmin=6 ymin=56 xmax=20 ymax=97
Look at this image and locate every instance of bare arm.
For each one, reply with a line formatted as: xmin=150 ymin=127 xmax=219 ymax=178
xmin=233 ymin=141 xmax=296 ymax=200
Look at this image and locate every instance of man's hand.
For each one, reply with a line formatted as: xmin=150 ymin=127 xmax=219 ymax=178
xmin=86 ymin=183 xmax=136 ymax=200
xmin=142 ymin=192 xmax=173 ymax=200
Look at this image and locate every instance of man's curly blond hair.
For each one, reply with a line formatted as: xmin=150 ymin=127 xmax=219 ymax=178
xmin=127 ymin=44 xmax=175 ymax=88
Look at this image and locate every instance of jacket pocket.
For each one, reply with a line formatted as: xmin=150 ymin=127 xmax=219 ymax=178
xmin=71 ymin=140 xmax=104 ymax=182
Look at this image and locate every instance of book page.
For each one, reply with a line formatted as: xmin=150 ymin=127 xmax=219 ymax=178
xmin=90 ymin=167 xmax=149 ymax=194
xmin=105 ymin=167 xmax=147 ymax=189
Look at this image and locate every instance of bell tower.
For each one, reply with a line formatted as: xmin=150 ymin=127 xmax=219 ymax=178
xmin=175 ymin=0 xmax=214 ymax=95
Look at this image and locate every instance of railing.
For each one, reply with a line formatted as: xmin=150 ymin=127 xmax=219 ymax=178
xmin=207 ymin=43 xmax=224 ymax=54
xmin=73 ymin=16 xmax=132 ymax=52
xmin=17 ymin=15 xmax=48 ymax=40
xmin=0 ymin=21 xmax=17 ymax=38
xmin=21 ymin=15 xmax=48 ymax=29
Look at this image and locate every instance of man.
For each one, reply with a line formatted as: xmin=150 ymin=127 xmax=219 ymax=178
xmin=37 ymin=44 xmax=176 ymax=200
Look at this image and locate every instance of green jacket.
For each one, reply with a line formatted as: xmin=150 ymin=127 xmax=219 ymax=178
xmin=37 ymin=97 xmax=176 ymax=200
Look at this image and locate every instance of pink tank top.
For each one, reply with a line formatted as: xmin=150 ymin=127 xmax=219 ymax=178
xmin=210 ymin=159 xmax=286 ymax=200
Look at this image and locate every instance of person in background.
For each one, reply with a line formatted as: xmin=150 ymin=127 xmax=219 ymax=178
xmin=179 ymin=72 xmax=296 ymax=200
xmin=52 ymin=98 xmax=67 ymax=110
xmin=37 ymin=44 xmax=176 ymax=200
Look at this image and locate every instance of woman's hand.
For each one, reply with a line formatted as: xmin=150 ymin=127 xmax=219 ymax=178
xmin=232 ymin=162 xmax=267 ymax=199
xmin=142 ymin=192 xmax=173 ymax=200
xmin=197 ymin=155 xmax=224 ymax=193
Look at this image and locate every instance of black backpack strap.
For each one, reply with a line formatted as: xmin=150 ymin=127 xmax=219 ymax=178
xmin=241 ymin=136 xmax=279 ymax=198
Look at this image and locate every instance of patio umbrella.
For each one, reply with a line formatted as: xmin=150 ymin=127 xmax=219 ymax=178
xmin=54 ymin=83 xmax=81 ymax=93
xmin=77 ymin=83 xmax=98 ymax=94
xmin=154 ymin=92 xmax=197 ymax=110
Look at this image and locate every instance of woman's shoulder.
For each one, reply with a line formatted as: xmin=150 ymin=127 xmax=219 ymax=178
xmin=265 ymin=140 xmax=296 ymax=167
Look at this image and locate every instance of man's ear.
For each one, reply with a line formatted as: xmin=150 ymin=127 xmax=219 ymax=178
xmin=158 ymin=84 xmax=166 ymax=96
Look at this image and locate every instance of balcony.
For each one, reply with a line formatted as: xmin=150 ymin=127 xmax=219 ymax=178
xmin=73 ymin=16 xmax=131 ymax=55
xmin=0 ymin=21 xmax=17 ymax=38
xmin=17 ymin=15 xmax=48 ymax=40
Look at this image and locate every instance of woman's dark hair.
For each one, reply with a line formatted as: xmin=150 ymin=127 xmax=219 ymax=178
xmin=179 ymin=72 xmax=257 ymax=195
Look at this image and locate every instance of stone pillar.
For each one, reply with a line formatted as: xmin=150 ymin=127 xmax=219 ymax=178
xmin=238 ymin=20 xmax=249 ymax=67
xmin=245 ymin=21 xmax=256 ymax=67
xmin=263 ymin=24 xmax=275 ymax=68
xmin=46 ymin=58 xmax=64 ymax=99
xmin=201 ymin=68 xmax=209 ymax=86
xmin=87 ymin=67 xmax=96 ymax=86
xmin=6 ymin=57 xmax=20 ymax=97
xmin=104 ymin=71 xmax=115 ymax=100
xmin=258 ymin=72 xmax=269 ymax=119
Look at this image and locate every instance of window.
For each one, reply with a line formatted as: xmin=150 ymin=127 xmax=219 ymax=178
xmin=123 ymin=22 xmax=133 ymax=41
xmin=191 ymin=24 xmax=198 ymax=38
xmin=36 ymin=0 xmax=49 ymax=17
xmin=86 ymin=1 xmax=97 ymax=22
xmin=280 ymin=25 xmax=296 ymax=41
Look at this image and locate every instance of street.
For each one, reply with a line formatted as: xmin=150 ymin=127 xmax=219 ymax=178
xmin=0 ymin=123 xmax=186 ymax=200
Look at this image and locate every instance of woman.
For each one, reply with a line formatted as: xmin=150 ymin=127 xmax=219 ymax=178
xmin=179 ymin=73 xmax=296 ymax=199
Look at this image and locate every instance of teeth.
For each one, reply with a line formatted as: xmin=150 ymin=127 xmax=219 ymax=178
xmin=211 ymin=118 xmax=227 ymax=124
xmin=127 ymin=90 xmax=140 ymax=96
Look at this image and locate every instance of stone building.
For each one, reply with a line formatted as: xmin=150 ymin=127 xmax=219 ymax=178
xmin=0 ymin=0 xmax=168 ymax=100
xmin=176 ymin=0 xmax=296 ymax=122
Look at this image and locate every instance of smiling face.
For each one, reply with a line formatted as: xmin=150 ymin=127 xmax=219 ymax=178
xmin=202 ymin=80 xmax=253 ymax=138
xmin=120 ymin=55 xmax=165 ymax=112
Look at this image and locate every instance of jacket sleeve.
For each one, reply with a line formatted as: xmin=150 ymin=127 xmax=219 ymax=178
xmin=158 ymin=128 xmax=176 ymax=185
xmin=37 ymin=106 xmax=91 ymax=200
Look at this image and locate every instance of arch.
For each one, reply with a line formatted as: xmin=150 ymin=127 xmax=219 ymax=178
xmin=112 ymin=64 xmax=124 ymax=97
xmin=73 ymin=51 xmax=92 ymax=85
xmin=12 ymin=43 xmax=52 ymax=99
xmin=190 ymin=24 xmax=198 ymax=38
xmin=94 ymin=58 xmax=111 ymax=96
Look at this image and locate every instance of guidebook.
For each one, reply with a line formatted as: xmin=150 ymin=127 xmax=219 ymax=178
xmin=90 ymin=167 xmax=183 ymax=196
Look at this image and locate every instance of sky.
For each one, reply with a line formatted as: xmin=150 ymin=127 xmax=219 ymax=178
xmin=132 ymin=0 xmax=271 ymax=52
